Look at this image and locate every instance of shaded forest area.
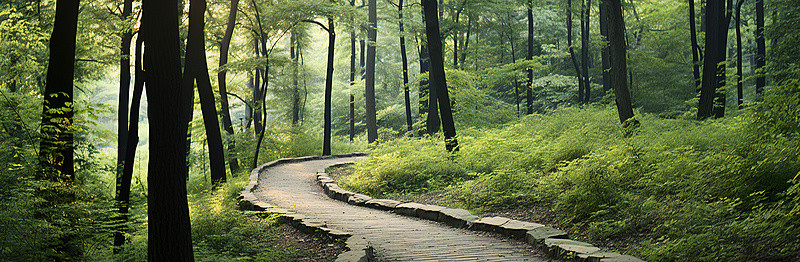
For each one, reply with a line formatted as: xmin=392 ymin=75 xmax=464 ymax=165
xmin=1 ymin=0 xmax=799 ymax=261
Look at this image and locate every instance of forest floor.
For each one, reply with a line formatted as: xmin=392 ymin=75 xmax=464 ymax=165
xmin=326 ymin=164 xmax=643 ymax=257
xmin=270 ymin=223 xmax=347 ymax=261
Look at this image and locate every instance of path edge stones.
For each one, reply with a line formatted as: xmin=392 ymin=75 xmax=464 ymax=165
xmin=239 ymin=152 xmax=373 ymax=262
xmin=318 ymin=161 xmax=646 ymax=262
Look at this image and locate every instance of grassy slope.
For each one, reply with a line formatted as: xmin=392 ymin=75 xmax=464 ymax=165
xmin=340 ymin=103 xmax=800 ymax=261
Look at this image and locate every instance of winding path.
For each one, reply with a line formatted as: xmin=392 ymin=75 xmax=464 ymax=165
xmin=252 ymin=156 xmax=548 ymax=261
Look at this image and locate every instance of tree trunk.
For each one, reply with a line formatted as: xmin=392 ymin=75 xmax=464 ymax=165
xmin=567 ymin=0 xmax=584 ymax=103
xmin=697 ymin=0 xmax=729 ymax=119
xmin=365 ymin=0 xmax=378 ymax=143
xmin=453 ymin=11 xmax=460 ymax=68
xmin=399 ymin=0 xmax=413 ymax=132
xmin=114 ymin=37 xmax=144 ymax=254
xmin=39 ymin=0 xmax=78 ymax=183
xmin=141 ymin=0 xmax=194 ymax=259
xmin=419 ymin=7 xmax=436 ymax=134
xmin=460 ymin=14 xmax=471 ymax=66
xmin=253 ymin=40 xmax=263 ymax=135
xmin=600 ymin=1 xmax=611 ymax=92
xmin=527 ymin=0 xmax=534 ymax=115
xmin=423 ymin=0 xmax=458 ymax=151
xmin=323 ymin=19 xmax=335 ymax=156
xmin=291 ymin=31 xmax=301 ymax=125
xmin=755 ymin=0 xmax=765 ymax=94
xmin=116 ymin=0 xmax=133 ymax=198
xmin=218 ymin=0 xmax=240 ymax=173
xmin=510 ymin=19 xmax=520 ymax=116
xmin=184 ymin=0 xmax=226 ymax=186
xmin=604 ymin=0 xmax=635 ymax=124
xmin=689 ymin=0 xmax=703 ymax=92
xmin=350 ymin=0 xmax=356 ymax=141
xmin=581 ymin=0 xmax=591 ymax=103
xmin=735 ymin=0 xmax=744 ymax=108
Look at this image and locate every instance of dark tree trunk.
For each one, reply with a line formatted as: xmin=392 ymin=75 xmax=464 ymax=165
xmin=116 ymin=0 xmax=133 ymax=199
xmin=219 ymin=0 xmax=240 ymax=173
xmin=567 ymin=0 xmax=584 ymax=102
xmin=360 ymin=39 xmax=366 ymax=78
xmin=114 ymin=37 xmax=144 ymax=253
xmin=423 ymin=0 xmax=458 ymax=151
xmin=399 ymin=0 xmax=413 ymax=132
xmin=460 ymin=14 xmax=471 ymax=66
xmin=735 ymin=0 xmax=744 ymax=108
xmin=141 ymin=0 xmax=194 ymax=259
xmin=755 ymin=0 xmax=765 ymax=94
xmin=697 ymin=0 xmax=729 ymax=119
xmin=600 ymin=1 xmax=611 ymax=92
xmin=245 ymin=71 xmax=253 ymax=128
xmin=365 ymin=0 xmax=378 ymax=143
xmin=604 ymin=0 xmax=635 ymax=124
xmin=581 ymin=0 xmax=591 ymax=103
xmin=453 ymin=11 xmax=460 ymax=68
xmin=184 ymin=0 xmax=226 ymax=186
xmin=39 ymin=0 xmax=78 ymax=183
xmin=323 ymin=19 xmax=335 ymax=156
xmin=510 ymin=20 xmax=520 ymax=116
xmin=420 ymin=7 xmax=437 ymax=134
xmin=527 ymin=0 xmax=534 ymax=115
xmin=252 ymin=40 xmax=263 ymax=135
xmin=350 ymin=0 xmax=356 ymax=141
xmin=291 ymin=31 xmax=301 ymax=125
xmin=689 ymin=0 xmax=703 ymax=92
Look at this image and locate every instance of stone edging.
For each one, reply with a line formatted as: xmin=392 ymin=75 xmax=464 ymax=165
xmin=239 ymin=152 xmax=374 ymax=262
xmin=318 ymin=162 xmax=646 ymax=262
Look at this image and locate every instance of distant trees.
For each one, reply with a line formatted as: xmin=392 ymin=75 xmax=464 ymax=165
xmin=140 ymin=0 xmax=194 ymax=259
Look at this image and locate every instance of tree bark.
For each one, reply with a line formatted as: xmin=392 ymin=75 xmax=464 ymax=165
xmin=735 ymin=0 xmax=744 ymax=108
xmin=755 ymin=0 xmax=765 ymax=94
xmin=290 ymin=31 xmax=301 ymax=125
xmin=365 ymin=0 xmax=378 ymax=143
xmin=604 ymin=0 xmax=635 ymax=124
xmin=581 ymin=0 xmax=591 ymax=103
xmin=350 ymin=0 xmax=356 ymax=141
xmin=420 ymin=8 xmax=437 ymax=134
xmin=116 ymin=0 xmax=134 ymax=197
xmin=399 ymin=0 xmax=413 ymax=132
xmin=141 ymin=0 xmax=195 ymax=259
xmin=697 ymin=0 xmax=729 ymax=119
xmin=323 ymin=19 xmax=335 ymax=156
xmin=252 ymin=40 xmax=263 ymax=135
xmin=184 ymin=0 xmax=226 ymax=185
xmin=567 ymin=0 xmax=584 ymax=103
xmin=114 ymin=37 xmax=144 ymax=254
xmin=460 ymin=13 xmax=471 ymax=66
xmin=39 ymin=0 xmax=79 ymax=183
xmin=423 ymin=0 xmax=458 ymax=151
xmin=600 ymin=1 xmax=611 ymax=92
xmin=219 ymin=0 xmax=240 ymax=173
xmin=527 ymin=0 xmax=534 ymax=114
xmin=689 ymin=0 xmax=703 ymax=92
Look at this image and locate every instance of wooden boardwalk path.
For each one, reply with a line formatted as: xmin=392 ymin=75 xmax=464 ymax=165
xmin=253 ymin=156 xmax=549 ymax=261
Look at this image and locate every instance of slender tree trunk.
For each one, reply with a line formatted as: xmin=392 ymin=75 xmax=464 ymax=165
xmin=460 ymin=14 xmax=471 ymax=66
xmin=253 ymin=40 xmax=263 ymax=135
xmin=184 ymin=0 xmax=226 ymax=186
xmin=755 ymin=0 xmax=765 ymax=94
xmin=735 ymin=0 xmax=744 ymax=108
xmin=600 ymin=1 xmax=611 ymax=92
xmin=510 ymin=22 xmax=520 ymax=116
xmin=689 ymin=0 xmax=703 ymax=92
xmin=399 ymin=0 xmax=413 ymax=132
xmin=697 ymin=0 xmax=729 ymax=119
xmin=350 ymin=0 xmax=356 ymax=141
xmin=420 ymin=6 xmax=436 ymax=134
xmin=360 ymin=39 xmax=366 ymax=78
xmin=527 ymin=0 xmax=534 ymax=114
xmin=365 ymin=0 xmax=378 ymax=142
xmin=141 ymin=0 xmax=194 ymax=259
xmin=218 ymin=0 xmax=240 ymax=173
xmin=245 ymin=71 xmax=253 ymax=128
xmin=116 ymin=0 xmax=133 ymax=198
xmin=323 ymin=19 xmax=335 ymax=156
xmin=581 ymin=0 xmax=591 ymax=103
xmin=291 ymin=31 xmax=301 ymax=125
xmin=423 ymin=0 xmax=458 ymax=151
xmin=604 ymin=0 xmax=635 ymax=124
xmin=567 ymin=0 xmax=584 ymax=102
xmin=114 ymin=37 xmax=144 ymax=253
xmin=453 ymin=11 xmax=460 ymax=68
